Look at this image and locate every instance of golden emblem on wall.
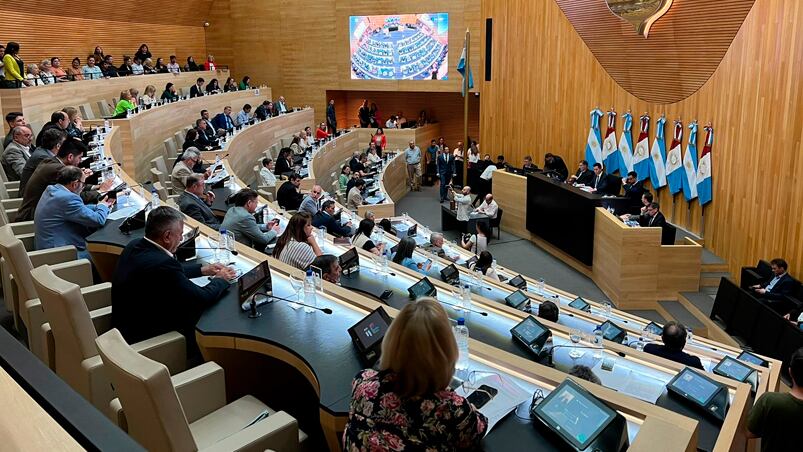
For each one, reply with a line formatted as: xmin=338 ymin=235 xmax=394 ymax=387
xmin=606 ymin=0 xmax=674 ymax=38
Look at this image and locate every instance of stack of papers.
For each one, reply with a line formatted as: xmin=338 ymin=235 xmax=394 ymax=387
xmin=455 ymin=373 xmax=531 ymax=434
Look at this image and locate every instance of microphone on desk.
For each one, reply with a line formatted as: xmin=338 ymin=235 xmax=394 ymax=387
xmin=256 ymin=292 xmax=333 ymax=314
xmin=205 ymin=153 xmax=230 ymax=165
xmin=438 ymin=298 xmax=488 ymax=316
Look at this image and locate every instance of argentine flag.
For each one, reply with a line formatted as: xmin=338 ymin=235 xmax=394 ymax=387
xmin=618 ymin=112 xmax=634 ymax=174
xmin=602 ymin=110 xmax=621 ymax=174
xmin=585 ymin=108 xmax=604 ymax=166
xmin=697 ymin=125 xmax=714 ymax=205
xmin=665 ymin=120 xmax=684 ymax=194
xmin=648 ymin=115 xmax=667 ymax=188
xmin=457 ymin=45 xmax=473 ymax=97
xmin=681 ymin=121 xmax=698 ymax=201
xmin=633 ymin=114 xmax=651 ymax=182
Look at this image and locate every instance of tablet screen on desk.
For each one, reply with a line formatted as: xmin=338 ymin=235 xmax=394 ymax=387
xmin=440 ymin=264 xmax=459 ymax=284
xmin=643 ymin=321 xmax=663 ymax=336
xmin=737 ymin=351 xmax=769 ymax=368
xmin=569 ymin=297 xmax=591 ymax=312
xmin=508 ymin=274 xmax=526 ymax=289
xmin=667 ymin=368 xmax=723 ymax=407
xmin=511 ymin=316 xmax=548 ymax=346
xmin=348 ymin=307 xmax=392 ymax=352
xmin=464 ymin=255 xmax=478 ymax=269
xmin=713 ymin=356 xmax=754 ymax=383
xmin=338 ymin=247 xmax=359 ymax=273
xmin=407 ymin=224 xmax=417 ymax=237
xmin=533 ymin=379 xmax=616 ymax=451
xmin=598 ymin=320 xmax=626 ymax=343
xmin=505 ymin=290 xmax=529 ymax=309
xmin=238 ymin=261 xmax=271 ymax=303
xmin=408 ymin=277 xmax=436 ymax=299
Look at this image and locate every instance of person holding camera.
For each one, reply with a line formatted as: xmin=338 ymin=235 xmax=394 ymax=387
xmin=449 ymin=184 xmax=472 ymax=222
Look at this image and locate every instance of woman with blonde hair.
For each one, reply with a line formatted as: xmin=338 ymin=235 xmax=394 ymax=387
xmin=343 ymin=298 xmax=487 ymax=450
xmin=140 ymin=85 xmax=157 ymax=107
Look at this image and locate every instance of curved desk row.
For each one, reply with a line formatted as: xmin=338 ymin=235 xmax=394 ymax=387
xmin=0 ymin=69 xmax=230 ymax=135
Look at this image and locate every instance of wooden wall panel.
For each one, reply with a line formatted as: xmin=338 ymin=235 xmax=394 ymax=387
xmin=206 ymin=0 xmax=481 ymax=126
xmin=554 ymin=0 xmax=755 ymax=103
xmin=480 ymin=0 xmax=803 ymax=281
xmin=328 ymin=90 xmax=480 ymax=147
xmin=0 ymin=1 xmax=214 ymax=26
xmin=0 ymin=11 xmax=208 ymax=70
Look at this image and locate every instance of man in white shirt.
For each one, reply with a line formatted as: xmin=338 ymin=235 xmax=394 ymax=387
xmin=385 ymin=115 xmax=398 ymax=129
xmin=166 ymin=55 xmax=181 ymax=74
xmin=235 ymin=104 xmax=252 ymax=127
xmin=259 ymin=158 xmax=277 ymax=188
xmin=474 ymin=194 xmax=498 ymax=219
xmin=450 ymin=185 xmax=472 ymax=221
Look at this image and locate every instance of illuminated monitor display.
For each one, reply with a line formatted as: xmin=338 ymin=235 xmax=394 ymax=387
xmin=534 ymin=380 xmax=616 ymax=450
xmin=349 ymin=14 xmax=449 ymax=80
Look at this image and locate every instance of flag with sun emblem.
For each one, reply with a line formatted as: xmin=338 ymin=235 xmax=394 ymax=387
xmin=696 ymin=124 xmax=713 ymax=205
xmin=633 ymin=113 xmax=650 ymax=182
xmin=665 ymin=119 xmax=684 ymax=194
xmin=602 ymin=109 xmax=621 ymax=174
xmin=648 ymin=114 xmax=667 ymax=188
xmin=585 ymin=108 xmax=604 ymax=166
xmin=618 ymin=111 xmax=634 ymax=175
xmin=681 ymin=120 xmax=698 ymax=201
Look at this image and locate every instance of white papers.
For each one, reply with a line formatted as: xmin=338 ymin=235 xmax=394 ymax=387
xmin=455 ymin=373 xmax=531 ymax=434
xmin=107 ymin=206 xmax=141 ymax=221
xmin=206 ymin=170 xmax=229 ymax=185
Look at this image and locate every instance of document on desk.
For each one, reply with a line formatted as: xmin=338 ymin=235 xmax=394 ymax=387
xmin=597 ymin=364 xmax=666 ymax=403
xmin=207 ymin=170 xmax=229 ymax=185
xmin=455 ymin=374 xmax=530 ymax=435
xmin=107 ymin=205 xmax=141 ymax=221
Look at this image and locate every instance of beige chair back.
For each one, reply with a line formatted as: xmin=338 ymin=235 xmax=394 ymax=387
xmin=150 ymin=168 xmax=168 ymax=188
xmin=151 ymin=156 xmax=168 ymax=175
xmin=153 ymin=182 xmax=170 ymax=202
xmin=96 ymin=329 xmax=196 ymax=451
xmin=79 ymin=104 xmax=96 ymax=120
xmin=0 ymin=225 xmax=37 ymax=304
xmin=174 ymin=130 xmax=185 ymax=149
xmin=0 ymin=162 xmax=9 ymax=183
xmin=30 ymin=265 xmax=104 ymax=399
xmin=0 ymin=208 xmax=9 ymax=226
xmin=96 ymin=100 xmax=112 ymax=118
xmin=163 ymin=138 xmax=178 ymax=162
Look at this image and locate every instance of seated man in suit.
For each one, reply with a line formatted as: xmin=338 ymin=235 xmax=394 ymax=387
xmin=544 ymin=153 xmax=569 ymax=181
xmin=310 ymin=254 xmax=342 ymax=284
xmin=347 ymin=178 xmax=365 ymax=210
xmin=274 ymin=148 xmax=294 ymax=176
xmin=112 ymin=206 xmax=235 ymax=349
xmin=211 ymin=106 xmax=235 ymax=135
xmin=200 ymin=110 xmax=219 ymax=140
xmin=277 ymin=173 xmax=304 ymax=211
xmin=34 ymin=166 xmax=116 ymax=259
xmin=622 ymin=171 xmax=644 ymax=207
xmin=19 ymin=128 xmax=66 ymax=195
xmin=193 ymin=119 xmax=218 ymax=150
xmin=422 ymin=232 xmax=457 ymax=262
xmin=312 ymin=200 xmax=353 ymax=237
xmin=220 ymin=188 xmax=280 ymax=251
xmin=568 ymin=160 xmax=594 ymax=186
xmin=189 ymin=77 xmax=205 ymax=98
xmin=634 ymin=202 xmax=666 ymax=228
xmin=1 ymin=126 xmax=33 ymax=181
xmin=750 ymin=258 xmax=797 ymax=311
xmin=171 ymin=148 xmax=210 ymax=195
xmin=589 ymin=162 xmax=609 ymax=193
xmin=643 ymin=321 xmax=704 ymax=370
xmin=522 ymin=155 xmax=539 ymax=173
xmin=178 ymin=175 xmax=219 ymax=230
xmin=299 ymin=184 xmax=323 ymax=217
xmin=349 ymin=151 xmax=366 ymax=174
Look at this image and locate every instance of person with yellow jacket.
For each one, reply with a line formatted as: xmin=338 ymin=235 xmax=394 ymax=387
xmin=1 ymin=42 xmax=31 ymax=88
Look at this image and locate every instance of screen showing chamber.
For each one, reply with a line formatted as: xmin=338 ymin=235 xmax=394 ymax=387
xmin=508 ymin=275 xmax=526 ymax=289
xmin=238 ymin=261 xmax=270 ymax=302
xmin=714 ymin=356 xmax=753 ymax=382
xmin=669 ymin=369 xmax=722 ymax=406
xmin=512 ymin=317 xmax=548 ymax=344
xmin=737 ymin=351 xmax=768 ymax=367
xmin=505 ymin=290 xmax=529 ymax=309
xmin=409 ymin=278 xmax=435 ymax=298
xmin=339 ymin=247 xmax=359 ymax=271
xmin=440 ymin=264 xmax=459 ymax=282
xmin=644 ymin=321 xmax=663 ymax=335
xmin=351 ymin=309 xmax=391 ymax=350
xmin=569 ymin=297 xmax=590 ymax=312
xmin=599 ymin=321 xmax=625 ymax=342
xmin=349 ymin=14 xmax=449 ymax=80
xmin=536 ymin=382 xmax=615 ymax=449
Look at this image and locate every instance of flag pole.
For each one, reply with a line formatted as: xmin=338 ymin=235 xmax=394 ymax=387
xmin=463 ymin=29 xmax=470 ymax=188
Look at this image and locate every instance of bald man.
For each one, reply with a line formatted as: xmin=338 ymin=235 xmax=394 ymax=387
xmin=473 ymin=194 xmax=499 ymax=219
xmin=1 ymin=126 xmax=33 ymax=181
xmin=299 ymin=184 xmax=324 ymax=216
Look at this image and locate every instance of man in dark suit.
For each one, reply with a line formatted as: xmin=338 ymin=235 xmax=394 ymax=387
xmin=193 ymin=119 xmax=218 ymax=150
xmin=437 ymin=146 xmax=456 ymax=202
xmin=622 ymin=171 xmax=645 ymax=207
xmin=178 ymin=175 xmax=220 ymax=230
xmin=544 ymin=153 xmax=569 ymax=181
xmin=274 ymin=148 xmax=294 ymax=176
xmin=349 ymin=151 xmax=365 ymax=174
xmin=211 ymin=106 xmax=234 ymax=134
xmin=639 ymin=202 xmax=666 ymax=228
xmin=590 ymin=163 xmax=609 ymax=193
xmin=312 ymin=200 xmax=353 ymax=237
xmin=750 ymin=258 xmax=797 ymax=312
xmin=643 ymin=321 xmax=704 ymax=370
xmin=326 ymin=99 xmax=337 ymax=133
xmin=34 ymin=111 xmax=69 ymax=148
xmin=111 ymin=206 xmax=234 ymax=349
xmin=277 ymin=173 xmax=304 ymax=211
xmin=522 ymin=155 xmax=539 ymax=173
xmin=20 ymin=128 xmax=65 ymax=195
xmin=189 ymin=77 xmax=205 ymax=98
xmin=570 ymin=160 xmax=594 ymax=186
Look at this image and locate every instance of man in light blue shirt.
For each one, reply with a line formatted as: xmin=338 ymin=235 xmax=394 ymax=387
xmin=405 ymin=140 xmax=422 ymax=191
xmin=34 ymin=166 xmax=115 ymax=259
xmin=81 ymin=56 xmax=103 ymax=80
xmin=235 ymin=104 xmax=253 ymax=127
xmin=299 ymin=185 xmax=323 ymax=217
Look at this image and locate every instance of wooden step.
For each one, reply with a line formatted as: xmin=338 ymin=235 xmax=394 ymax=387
xmin=700 ymin=272 xmax=732 ymax=287
xmin=701 ymin=263 xmax=729 ymax=273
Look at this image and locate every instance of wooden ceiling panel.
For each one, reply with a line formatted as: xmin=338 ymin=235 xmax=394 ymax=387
xmin=0 ymin=0 xmax=216 ymax=27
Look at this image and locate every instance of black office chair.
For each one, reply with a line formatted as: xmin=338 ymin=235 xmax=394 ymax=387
xmin=740 ymin=260 xmax=772 ymax=290
xmin=661 ymin=223 xmax=676 ymax=245
xmin=710 ymin=278 xmax=740 ymax=328
xmin=604 ymin=174 xmax=623 ymax=196
xmin=490 ymin=208 xmax=503 ymax=239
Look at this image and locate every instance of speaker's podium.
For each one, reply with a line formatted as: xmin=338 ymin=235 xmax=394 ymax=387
xmin=593 ymin=208 xmax=702 ymax=310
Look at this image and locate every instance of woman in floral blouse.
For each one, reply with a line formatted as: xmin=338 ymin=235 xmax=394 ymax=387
xmin=343 ymin=298 xmax=487 ymax=451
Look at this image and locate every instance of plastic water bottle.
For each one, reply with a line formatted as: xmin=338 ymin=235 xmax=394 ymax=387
xmin=593 ymin=326 xmax=604 ymax=359
xmin=150 ymin=187 xmax=160 ymax=208
xmin=303 ymin=269 xmax=317 ymax=313
xmin=604 ymin=301 xmax=612 ymax=318
xmin=103 ymin=119 xmax=110 ymax=131
xmin=380 ymin=247 xmax=389 ymax=275
xmin=461 ymin=284 xmax=472 ymax=312
xmin=538 ymin=278 xmax=546 ymax=295
xmin=262 ymin=208 xmax=269 ymax=225
xmin=217 ymin=229 xmax=230 ymax=262
xmin=454 ymin=318 xmax=470 ymax=373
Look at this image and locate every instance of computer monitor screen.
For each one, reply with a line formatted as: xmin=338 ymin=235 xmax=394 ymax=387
xmin=737 ymin=351 xmax=769 ymax=368
xmin=408 ymin=277 xmax=436 ymax=299
xmin=511 ymin=316 xmax=548 ymax=345
xmin=569 ymin=297 xmax=590 ymax=312
xmin=465 ymin=255 xmax=478 ymax=269
xmin=668 ymin=368 xmax=723 ymax=407
xmin=598 ymin=320 xmax=625 ymax=343
xmin=713 ymin=356 xmax=754 ymax=383
xmin=338 ymin=247 xmax=360 ymax=272
xmin=407 ymin=223 xmax=417 ymax=237
xmin=505 ymin=290 xmax=529 ymax=309
xmin=508 ymin=274 xmax=526 ymax=289
xmin=238 ymin=261 xmax=271 ymax=303
xmin=348 ymin=307 xmax=393 ymax=352
xmin=440 ymin=264 xmax=459 ymax=283
xmin=534 ymin=379 xmax=616 ymax=450
xmin=644 ymin=321 xmax=663 ymax=336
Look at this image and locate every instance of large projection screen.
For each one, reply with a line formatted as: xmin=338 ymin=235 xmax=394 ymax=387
xmin=349 ymin=13 xmax=449 ymax=80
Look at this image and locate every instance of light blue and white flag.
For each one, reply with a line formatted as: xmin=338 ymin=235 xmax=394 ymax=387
xmin=618 ymin=112 xmax=634 ymax=175
xmin=633 ymin=113 xmax=651 ymax=182
xmin=696 ymin=125 xmax=714 ymax=205
xmin=681 ymin=121 xmax=698 ymax=201
xmin=648 ymin=115 xmax=667 ymax=188
xmin=585 ymin=108 xmax=604 ymax=166
xmin=457 ymin=44 xmax=473 ymax=97
xmin=665 ymin=119 xmax=684 ymax=194
xmin=602 ymin=109 xmax=621 ymax=174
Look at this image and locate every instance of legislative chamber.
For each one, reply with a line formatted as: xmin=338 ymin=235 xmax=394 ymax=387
xmin=0 ymin=1 xmax=801 ymax=451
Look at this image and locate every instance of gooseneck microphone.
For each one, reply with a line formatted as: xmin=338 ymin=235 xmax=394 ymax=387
xmin=179 ymin=245 xmax=239 ymax=256
xmin=255 ymin=292 xmax=333 ymax=314
xmin=438 ymin=298 xmax=488 ymax=316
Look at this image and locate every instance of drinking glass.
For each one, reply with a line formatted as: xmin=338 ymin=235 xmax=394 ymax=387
xmin=288 ymin=275 xmax=303 ymax=309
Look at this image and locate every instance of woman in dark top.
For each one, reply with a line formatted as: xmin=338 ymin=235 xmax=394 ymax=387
xmin=185 ymin=56 xmax=200 ymax=72
xmin=352 ymin=219 xmax=384 ymax=255
xmin=343 ymin=299 xmax=487 ymax=450
xmin=161 ymin=82 xmax=179 ymax=102
xmin=154 ymin=57 xmax=168 ymax=73
xmin=205 ymin=78 xmax=221 ymax=95
xmin=223 ymin=77 xmax=237 ymax=92
xmin=358 ymin=99 xmax=371 ymax=128
xmin=134 ymin=44 xmax=151 ymax=64
xmin=117 ymin=56 xmax=133 ymax=76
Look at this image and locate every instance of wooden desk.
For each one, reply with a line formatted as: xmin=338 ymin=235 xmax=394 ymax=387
xmin=0 ymin=70 xmax=229 ymax=134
